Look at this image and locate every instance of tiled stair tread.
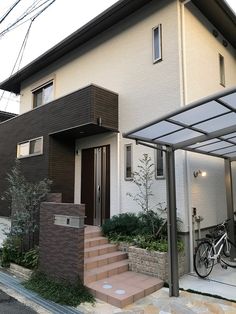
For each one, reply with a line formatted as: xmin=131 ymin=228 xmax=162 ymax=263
xmin=86 ymin=271 xmax=163 ymax=308
xmin=85 ymin=251 xmax=127 ymax=265
xmin=85 ymin=259 xmax=129 ymax=276
xmin=85 ymin=237 xmax=108 ymax=247
xmin=85 ymin=243 xmax=117 ymax=253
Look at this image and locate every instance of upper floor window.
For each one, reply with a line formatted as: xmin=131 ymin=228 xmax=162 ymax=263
xmin=219 ymin=54 xmax=225 ymax=87
xmin=153 ymin=24 xmax=162 ymax=63
xmin=33 ymin=81 xmax=53 ymax=108
xmin=17 ymin=137 xmax=43 ymax=158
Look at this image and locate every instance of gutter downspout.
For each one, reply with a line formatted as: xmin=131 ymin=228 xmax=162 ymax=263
xmin=179 ymin=0 xmax=194 ymax=272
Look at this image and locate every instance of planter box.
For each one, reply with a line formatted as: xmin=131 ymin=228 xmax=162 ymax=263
xmin=10 ymin=263 xmax=33 ymax=280
xmin=119 ymin=244 xmax=186 ymax=282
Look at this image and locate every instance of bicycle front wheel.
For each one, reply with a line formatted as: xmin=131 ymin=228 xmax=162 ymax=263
xmin=194 ymin=241 xmax=214 ymax=278
xmin=221 ymin=239 xmax=236 ymax=268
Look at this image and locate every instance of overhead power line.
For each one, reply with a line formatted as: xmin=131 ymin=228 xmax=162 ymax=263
xmin=0 ymin=0 xmax=55 ymax=38
xmin=0 ymin=0 xmax=56 ymax=111
xmin=0 ymin=0 xmax=22 ymax=24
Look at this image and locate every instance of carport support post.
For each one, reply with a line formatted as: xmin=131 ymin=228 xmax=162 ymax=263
xmin=165 ymin=147 xmax=179 ymax=297
xmin=224 ymin=159 xmax=236 ymax=258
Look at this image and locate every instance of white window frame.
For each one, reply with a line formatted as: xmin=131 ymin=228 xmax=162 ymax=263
xmin=155 ymin=145 xmax=165 ymax=179
xmin=17 ymin=136 xmax=43 ymax=159
xmin=124 ymin=144 xmax=133 ymax=180
xmin=32 ymin=80 xmax=54 ymax=108
xmin=152 ymin=24 xmax=162 ymax=63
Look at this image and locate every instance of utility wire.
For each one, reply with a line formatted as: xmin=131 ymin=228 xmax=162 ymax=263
xmin=0 ymin=0 xmax=22 ymax=24
xmin=1 ymin=0 xmax=56 ymax=111
xmin=0 ymin=0 xmax=53 ymax=38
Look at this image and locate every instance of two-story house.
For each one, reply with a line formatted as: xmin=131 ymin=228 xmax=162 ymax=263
xmin=0 ymin=0 xmax=235 ymax=271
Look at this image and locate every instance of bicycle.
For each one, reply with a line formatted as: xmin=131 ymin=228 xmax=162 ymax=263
xmin=194 ymin=219 xmax=236 ymax=278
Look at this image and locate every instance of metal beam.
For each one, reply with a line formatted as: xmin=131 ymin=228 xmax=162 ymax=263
xmin=174 ymin=125 xmax=236 ymax=150
xmin=165 ymin=147 xmax=179 ymax=296
xmin=224 ymin=159 xmax=236 ymax=258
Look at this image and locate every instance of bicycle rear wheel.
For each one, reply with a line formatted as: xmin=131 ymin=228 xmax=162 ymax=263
xmin=194 ymin=241 xmax=214 ymax=278
xmin=221 ymin=239 xmax=236 ymax=268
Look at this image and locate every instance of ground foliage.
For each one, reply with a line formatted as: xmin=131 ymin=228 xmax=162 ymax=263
xmin=24 ymin=272 xmax=95 ymax=306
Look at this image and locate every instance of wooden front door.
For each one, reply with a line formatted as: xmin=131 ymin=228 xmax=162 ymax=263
xmin=81 ymin=145 xmax=110 ymax=226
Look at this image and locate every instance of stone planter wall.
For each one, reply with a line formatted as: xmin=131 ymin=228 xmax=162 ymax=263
xmin=119 ymin=244 xmax=186 ymax=282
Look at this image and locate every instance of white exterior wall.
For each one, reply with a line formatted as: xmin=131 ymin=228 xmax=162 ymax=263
xmin=20 ymin=0 xmax=187 ymax=220
xmin=18 ymin=0 xmax=236 ymax=234
xmin=182 ymin=3 xmax=236 ymax=229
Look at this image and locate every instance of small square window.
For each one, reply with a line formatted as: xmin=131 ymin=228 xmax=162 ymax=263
xmin=153 ymin=25 xmax=162 ymax=63
xmin=125 ymin=144 xmax=132 ymax=180
xmin=17 ymin=137 xmax=43 ymax=158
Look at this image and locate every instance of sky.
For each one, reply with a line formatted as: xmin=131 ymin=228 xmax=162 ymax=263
xmin=0 ymin=0 xmax=235 ymax=113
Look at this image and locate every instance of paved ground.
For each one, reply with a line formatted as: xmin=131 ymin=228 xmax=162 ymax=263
xmin=77 ymin=287 xmax=236 ymax=313
xmin=0 ymin=289 xmax=37 ymax=314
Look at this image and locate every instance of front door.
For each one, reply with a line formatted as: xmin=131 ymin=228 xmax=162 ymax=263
xmin=81 ymin=145 xmax=110 ymax=226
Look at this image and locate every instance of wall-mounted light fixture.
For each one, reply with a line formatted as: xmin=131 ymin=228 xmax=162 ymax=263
xmin=193 ymin=170 xmax=207 ymax=178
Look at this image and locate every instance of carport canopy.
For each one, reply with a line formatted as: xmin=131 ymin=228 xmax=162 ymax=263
xmin=123 ymin=87 xmax=236 ymax=297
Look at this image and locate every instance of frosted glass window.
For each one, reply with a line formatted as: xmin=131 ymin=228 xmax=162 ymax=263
xmin=195 ymin=112 xmax=236 ymax=132
xmin=125 ymin=144 xmax=132 ymax=180
xmin=18 ymin=142 xmax=29 ymax=157
xmin=219 ymin=54 xmax=225 ymax=86
xmin=158 ymin=129 xmax=203 ymax=144
xmin=153 ymin=25 xmax=162 ymax=63
xmin=171 ymin=102 xmax=229 ymax=126
xmin=133 ymin=121 xmax=182 ymax=140
xmin=198 ymin=141 xmax=232 ymax=152
xmin=219 ymin=92 xmax=236 ymax=109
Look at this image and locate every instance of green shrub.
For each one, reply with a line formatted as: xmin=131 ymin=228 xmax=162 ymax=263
xmin=102 ymin=213 xmax=140 ymax=237
xmin=21 ymin=247 xmax=39 ymax=269
xmin=138 ymin=210 xmax=167 ymax=239
xmin=24 ymin=272 xmax=94 ymax=306
xmin=1 ymin=236 xmax=22 ymax=267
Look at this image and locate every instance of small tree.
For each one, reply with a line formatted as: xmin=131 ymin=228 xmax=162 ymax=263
xmin=127 ymin=154 xmax=167 ymax=238
xmin=2 ymin=160 xmax=52 ymax=253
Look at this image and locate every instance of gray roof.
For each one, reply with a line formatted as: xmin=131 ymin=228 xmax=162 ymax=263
xmin=124 ymin=87 xmax=236 ymax=161
xmin=0 ymin=0 xmax=235 ymax=94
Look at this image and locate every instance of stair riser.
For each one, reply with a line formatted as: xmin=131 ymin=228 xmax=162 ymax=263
xmin=85 ymin=238 xmax=108 ymax=249
xmin=84 ymin=263 xmax=129 ymax=284
xmin=85 ymin=231 xmax=102 ymax=239
xmin=85 ymin=246 xmax=117 ymax=258
xmin=85 ymin=253 xmax=128 ymax=270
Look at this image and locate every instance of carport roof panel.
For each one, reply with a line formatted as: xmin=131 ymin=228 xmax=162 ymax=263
xmin=124 ymin=87 xmax=236 ymax=161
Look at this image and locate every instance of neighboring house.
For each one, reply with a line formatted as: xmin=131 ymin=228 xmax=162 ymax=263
xmin=0 ymin=0 xmax=235 ymax=270
xmin=0 ymin=111 xmax=17 ymax=123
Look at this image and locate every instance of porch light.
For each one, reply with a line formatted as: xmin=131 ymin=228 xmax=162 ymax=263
xmin=193 ymin=170 xmax=207 ymax=178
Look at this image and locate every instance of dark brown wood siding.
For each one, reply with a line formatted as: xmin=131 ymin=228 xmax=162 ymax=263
xmin=0 ymin=85 xmax=118 ymax=216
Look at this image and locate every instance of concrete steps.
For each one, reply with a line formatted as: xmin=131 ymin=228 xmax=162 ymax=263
xmin=84 ymin=225 xmax=163 ymax=308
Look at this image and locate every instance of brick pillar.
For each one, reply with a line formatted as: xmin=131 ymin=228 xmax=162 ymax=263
xmin=39 ymin=202 xmax=85 ymax=283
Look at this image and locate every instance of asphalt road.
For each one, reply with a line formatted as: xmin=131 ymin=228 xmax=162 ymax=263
xmin=0 ymin=289 xmax=36 ymax=314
